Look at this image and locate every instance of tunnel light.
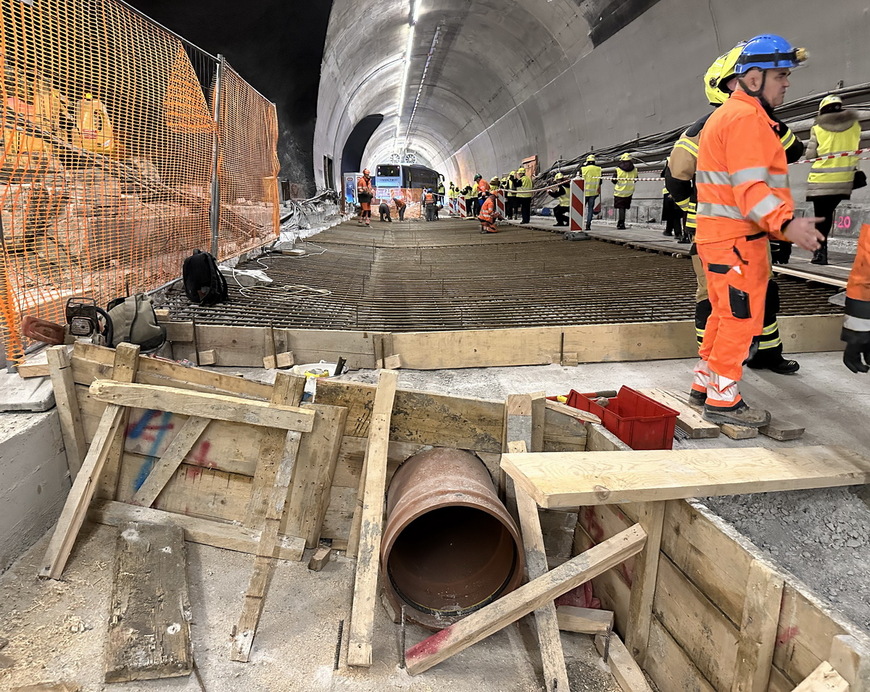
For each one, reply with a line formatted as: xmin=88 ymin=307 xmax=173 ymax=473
xmin=395 ymin=20 xmax=415 ymax=146
xmin=412 ymin=0 xmax=422 ymax=25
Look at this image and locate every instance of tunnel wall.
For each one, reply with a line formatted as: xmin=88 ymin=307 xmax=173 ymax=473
xmin=314 ymin=0 xmax=870 ymax=222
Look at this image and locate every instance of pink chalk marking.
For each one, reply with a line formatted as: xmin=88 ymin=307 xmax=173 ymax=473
xmin=405 ymin=625 xmax=453 ymax=661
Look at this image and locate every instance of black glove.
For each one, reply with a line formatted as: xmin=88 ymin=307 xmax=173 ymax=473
xmin=842 ymin=327 xmax=870 ymax=373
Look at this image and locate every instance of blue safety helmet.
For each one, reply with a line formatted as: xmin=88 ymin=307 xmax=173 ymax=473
xmin=734 ymin=34 xmax=807 ymax=74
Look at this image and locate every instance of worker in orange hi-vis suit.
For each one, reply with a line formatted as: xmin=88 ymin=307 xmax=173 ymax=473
xmin=842 ymin=223 xmax=870 ymax=373
xmin=478 ymin=183 xmax=502 ymax=233
xmin=356 ymin=169 xmax=374 ymax=226
xmin=692 ymin=34 xmax=823 ymax=427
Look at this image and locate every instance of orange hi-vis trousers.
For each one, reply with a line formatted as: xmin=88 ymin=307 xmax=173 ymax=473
xmin=696 ymin=234 xmax=769 ymax=405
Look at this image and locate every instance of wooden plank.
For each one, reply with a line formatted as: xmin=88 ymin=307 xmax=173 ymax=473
xmin=545 ymin=399 xmax=602 ymax=424
xmin=308 ymin=547 xmax=332 ymax=572
xmin=231 ymin=426 xmax=304 ymax=662
xmin=263 ymin=351 xmax=295 ymax=369
xmin=89 ymin=500 xmax=305 ymax=561
xmin=98 ymin=344 xmax=141 ymax=500
xmin=556 ymin=605 xmax=613 ymax=635
xmin=47 ymin=346 xmax=87 ymax=479
xmin=586 ymin=423 xmax=631 ymax=452
xmin=315 ymin=379 xmax=504 ymax=452
xmin=39 ymin=403 xmax=126 ymax=579
xmin=637 ymin=389 xmax=720 ymax=439
xmin=573 ymin=522 xmax=631 ymax=634
xmin=282 ymin=404 xmax=348 ymax=548
xmin=89 ymin=380 xmax=315 ymax=433
xmin=130 ymin=417 xmax=210 ymax=507
xmin=516 ymin=484 xmax=570 ymax=692
xmin=347 ymin=370 xmax=399 ymax=668
xmin=594 ymin=632 xmax=653 ymax=692
xmin=645 ymin=616 xmax=716 ymax=692
xmin=542 ymin=407 xmax=588 ymax=452
xmin=197 ymin=350 xmax=217 ymax=366
xmin=760 ymin=417 xmax=805 ymax=442
xmin=721 ymin=423 xmax=759 ymax=440
xmin=104 ymin=521 xmax=192 ymax=682
xmin=624 ymin=501 xmax=665 ymax=667
xmin=829 ymin=635 xmax=870 ymax=692
xmin=792 ymin=662 xmax=850 ymax=692
xmin=404 ymin=524 xmax=647 ymax=675
xmin=244 ymin=373 xmax=306 ymax=528
xmin=500 ymin=446 xmax=870 ymax=509
xmin=732 ymin=560 xmax=785 ymax=692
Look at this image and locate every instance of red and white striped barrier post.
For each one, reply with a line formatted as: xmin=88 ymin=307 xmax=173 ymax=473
xmin=495 ymin=189 xmax=505 ymax=220
xmin=458 ymin=196 xmax=467 ymax=218
xmin=569 ymin=178 xmax=585 ymax=232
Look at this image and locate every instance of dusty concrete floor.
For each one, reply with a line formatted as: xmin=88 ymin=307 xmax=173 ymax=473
xmin=329 ymin=352 xmax=870 ymax=633
xmin=0 ymin=522 xmax=619 ymax=691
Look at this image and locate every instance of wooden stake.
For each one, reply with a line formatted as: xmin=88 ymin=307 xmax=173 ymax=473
xmin=98 ymin=343 xmax=141 ymax=499
xmin=46 ymin=346 xmax=87 ymax=479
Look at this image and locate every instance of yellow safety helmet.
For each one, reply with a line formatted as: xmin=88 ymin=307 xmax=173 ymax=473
xmin=585 ymin=155 xmax=596 ymax=163
xmin=819 ymin=94 xmax=843 ymax=113
xmin=618 ymin=153 xmax=632 ymax=162
xmin=490 ymin=176 xmax=500 ymax=185
xmin=510 ymin=170 xmax=517 ymax=176
xmin=703 ymin=42 xmax=746 ymax=106
xmin=517 ymin=167 xmax=526 ymax=175
xmin=554 ymin=172 xmax=564 ymax=180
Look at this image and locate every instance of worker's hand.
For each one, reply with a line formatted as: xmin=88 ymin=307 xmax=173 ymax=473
xmin=783 ymin=217 xmax=825 ymax=251
xmin=842 ymin=328 xmax=870 ymax=373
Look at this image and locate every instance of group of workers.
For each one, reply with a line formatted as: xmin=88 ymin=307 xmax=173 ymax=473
xmin=659 ymin=33 xmax=867 ymax=428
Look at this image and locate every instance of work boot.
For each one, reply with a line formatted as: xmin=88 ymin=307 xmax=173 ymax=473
xmin=663 ymin=230 xmax=673 ymax=236
xmin=810 ymin=246 xmax=828 ymax=265
xmin=747 ymin=355 xmax=800 ymax=375
xmin=687 ymin=389 xmax=706 ymax=407
xmin=677 ymin=234 xmax=690 ymax=244
xmin=585 ymin=224 xmax=591 ymax=231
xmin=703 ymin=401 xmax=771 ymax=428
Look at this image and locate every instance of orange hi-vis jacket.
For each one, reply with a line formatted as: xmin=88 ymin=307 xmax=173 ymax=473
xmin=695 ymin=91 xmax=792 ymax=245
xmin=846 ymin=223 xmax=870 ymax=334
xmin=479 ymin=194 xmax=499 ymax=222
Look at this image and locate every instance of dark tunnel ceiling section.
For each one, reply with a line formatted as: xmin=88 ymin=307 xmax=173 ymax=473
xmin=578 ymin=0 xmax=664 ymax=46
xmin=342 ymin=114 xmax=385 ymax=173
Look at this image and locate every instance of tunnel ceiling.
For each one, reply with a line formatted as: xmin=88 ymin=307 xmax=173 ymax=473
xmin=314 ymin=0 xmax=870 ymax=187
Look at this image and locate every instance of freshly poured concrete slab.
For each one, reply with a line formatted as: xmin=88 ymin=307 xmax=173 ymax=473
xmin=500 ymin=446 xmax=870 ymax=509
xmin=0 ymin=372 xmax=55 ymax=412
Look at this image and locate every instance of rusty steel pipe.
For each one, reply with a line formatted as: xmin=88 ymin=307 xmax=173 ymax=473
xmin=380 ymin=447 xmax=525 ymax=629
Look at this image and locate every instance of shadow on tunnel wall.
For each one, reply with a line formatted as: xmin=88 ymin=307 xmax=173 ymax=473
xmin=342 ymin=114 xmax=385 ymax=177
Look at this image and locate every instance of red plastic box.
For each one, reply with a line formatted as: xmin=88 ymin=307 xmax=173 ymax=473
xmin=565 ymin=386 xmax=678 ymax=450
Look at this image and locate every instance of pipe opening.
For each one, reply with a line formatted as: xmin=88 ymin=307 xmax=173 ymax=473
xmin=387 ymin=505 xmax=519 ymax=618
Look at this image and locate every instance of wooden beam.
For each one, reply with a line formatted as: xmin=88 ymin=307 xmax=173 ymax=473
xmin=104 ymin=521 xmax=192 ymax=682
xmin=405 ymin=524 xmax=647 ymax=675
xmin=89 ymin=379 xmax=315 ymax=433
xmin=545 ymin=399 xmax=602 ymax=425
xmin=500 ymin=446 xmax=870 ymax=509
xmin=308 ymin=547 xmax=332 ymax=572
xmin=792 ymin=661 xmax=850 ymax=691
xmin=720 ymin=423 xmax=759 ymax=440
xmin=231 ymin=424 xmax=304 ymax=662
xmin=39 ymin=403 xmax=126 ymax=579
xmin=89 ymin=500 xmax=305 ymax=561
xmin=130 ymin=417 xmax=210 ymax=507
xmin=829 ymin=635 xmax=870 ymax=692
xmin=595 ymin=632 xmax=653 ymax=692
xmin=636 ymin=389 xmax=719 ymax=439
xmin=556 ymin=605 xmax=613 ymax=635
xmin=47 ymin=346 xmax=87 ymax=479
xmin=760 ymin=417 xmax=805 ymax=442
xmin=731 ymin=560 xmax=784 ymax=692
xmin=244 ymin=373 xmax=306 ymax=528
xmin=98 ymin=344 xmax=141 ymax=499
xmin=346 ymin=370 xmax=399 ymax=668
xmin=624 ymin=500 xmax=666 ymax=667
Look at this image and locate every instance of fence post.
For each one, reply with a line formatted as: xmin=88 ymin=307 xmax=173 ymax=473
xmin=0 ymin=219 xmax=21 ymax=373
xmin=209 ymin=55 xmax=225 ymax=258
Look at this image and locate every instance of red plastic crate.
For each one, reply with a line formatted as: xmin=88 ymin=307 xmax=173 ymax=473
xmin=565 ymin=386 xmax=678 ymax=450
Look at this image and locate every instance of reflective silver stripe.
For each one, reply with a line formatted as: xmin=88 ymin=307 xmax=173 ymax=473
xmin=697 ymin=202 xmax=743 ymax=220
xmin=811 ymin=165 xmax=856 ymax=174
xmin=780 ymin=130 xmax=796 ymax=147
xmin=768 ymin=173 xmax=790 ymax=188
xmin=761 ymin=322 xmax=778 ymax=336
xmin=757 ymin=337 xmax=782 ymax=349
xmin=748 ymin=194 xmax=783 ymax=223
xmin=844 ymin=315 xmax=870 ymax=331
xmin=730 ymin=167 xmax=768 ymax=186
xmin=677 ymin=138 xmax=699 ymax=153
xmin=697 ymin=170 xmax=730 ymax=186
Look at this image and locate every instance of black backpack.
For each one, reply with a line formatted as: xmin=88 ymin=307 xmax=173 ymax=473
xmin=183 ymin=250 xmax=228 ymax=305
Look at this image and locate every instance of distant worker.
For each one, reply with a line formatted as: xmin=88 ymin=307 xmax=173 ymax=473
xmin=393 ymin=196 xmax=406 ymax=221
xmin=581 ymin=155 xmax=602 ymax=230
xmin=437 ymin=177 xmax=446 ymax=205
xmin=660 ymin=173 xmax=685 ymax=239
xmin=463 ymin=182 xmax=476 ymax=218
xmin=842 ymin=223 xmax=870 ymax=373
xmin=448 ymin=182 xmax=458 ymax=213
xmin=805 ymin=94 xmax=864 ymax=265
xmin=378 ymin=201 xmax=392 ymax=222
xmin=505 ymin=170 xmax=518 ymax=220
xmin=356 ymin=168 xmax=374 ymax=227
xmin=611 ymin=154 xmax=637 ymax=230
xmin=690 ymin=34 xmax=822 ymax=427
xmin=548 ymin=173 xmax=569 ymax=227
xmin=476 ymin=174 xmax=491 ymax=217
xmin=515 ymin=166 xmax=533 ymax=224
xmin=423 ymin=188 xmax=438 ymax=222
xmin=478 ymin=184 xmax=503 ymax=234
xmin=667 ymin=42 xmax=805 ymax=378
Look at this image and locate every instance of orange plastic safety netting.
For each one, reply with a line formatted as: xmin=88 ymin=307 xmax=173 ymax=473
xmin=0 ymin=0 xmax=279 ymax=363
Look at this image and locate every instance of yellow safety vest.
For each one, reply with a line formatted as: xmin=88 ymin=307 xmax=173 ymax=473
xmin=516 ymin=175 xmax=533 ymax=198
xmin=582 ymin=165 xmax=602 ymax=196
xmin=808 ymin=122 xmax=861 ymax=186
xmin=614 ymin=168 xmax=637 ymax=197
xmin=556 ymin=184 xmax=570 ymax=206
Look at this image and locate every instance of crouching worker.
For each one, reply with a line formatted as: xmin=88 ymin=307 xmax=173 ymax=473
xmin=478 ymin=186 xmax=502 ymax=233
xmin=379 ymin=201 xmax=392 ymax=222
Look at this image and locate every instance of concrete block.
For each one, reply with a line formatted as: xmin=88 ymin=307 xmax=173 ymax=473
xmin=0 ymin=372 xmax=55 ymax=412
